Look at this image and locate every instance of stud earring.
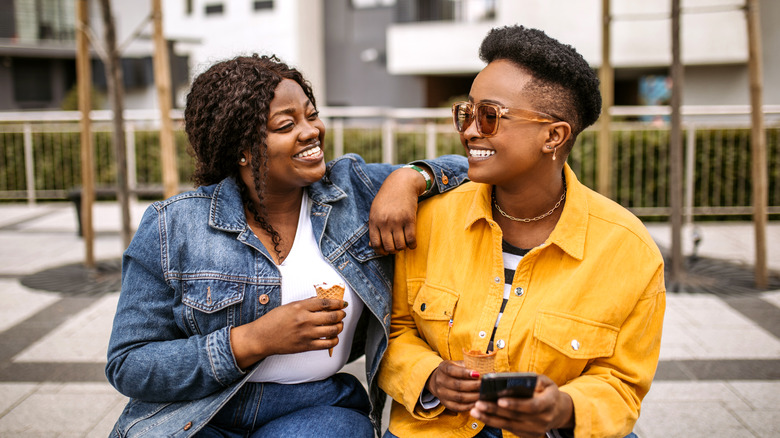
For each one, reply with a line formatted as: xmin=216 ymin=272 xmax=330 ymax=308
xmin=240 ymin=157 xmax=247 ymax=164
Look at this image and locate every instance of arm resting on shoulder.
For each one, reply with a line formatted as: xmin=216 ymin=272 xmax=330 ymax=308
xmin=369 ymin=155 xmax=468 ymax=254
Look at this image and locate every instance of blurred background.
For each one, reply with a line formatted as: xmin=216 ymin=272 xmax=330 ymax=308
xmin=1 ymin=0 xmax=778 ymax=217
xmin=0 ymin=1 xmax=779 ymax=436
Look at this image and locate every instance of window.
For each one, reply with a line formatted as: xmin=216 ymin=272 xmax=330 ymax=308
xmin=12 ymin=58 xmax=53 ymax=104
xmin=351 ymin=0 xmax=395 ymax=8
xmin=253 ymin=0 xmax=273 ymax=11
xmin=396 ymin=0 xmax=496 ymax=23
xmin=185 ymin=0 xmax=193 ymax=15
xmin=204 ymin=3 xmax=224 ymax=15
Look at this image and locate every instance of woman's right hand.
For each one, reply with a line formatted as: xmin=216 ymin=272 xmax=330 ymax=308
xmin=229 ymin=297 xmax=347 ymax=369
xmin=426 ymin=360 xmax=482 ymax=412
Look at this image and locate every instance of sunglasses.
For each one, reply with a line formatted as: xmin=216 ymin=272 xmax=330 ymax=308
xmin=451 ymin=101 xmax=561 ymax=137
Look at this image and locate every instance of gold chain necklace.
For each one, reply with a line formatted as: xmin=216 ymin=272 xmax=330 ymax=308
xmin=492 ymin=179 xmax=567 ymax=223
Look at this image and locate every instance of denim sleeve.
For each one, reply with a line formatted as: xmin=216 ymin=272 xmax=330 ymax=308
xmin=344 ymin=153 xmax=469 ymax=196
xmin=105 ymin=205 xmax=244 ymax=402
xmin=411 ymin=154 xmax=469 ymax=198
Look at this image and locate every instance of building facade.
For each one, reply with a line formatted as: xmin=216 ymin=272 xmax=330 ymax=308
xmin=1 ymin=0 xmax=777 ymax=111
xmin=327 ymin=0 xmax=780 ymax=108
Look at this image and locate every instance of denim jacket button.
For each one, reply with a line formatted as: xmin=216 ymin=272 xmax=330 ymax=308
xmin=258 ymin=294 xmax=270 ymax=305
xmin=183 ymin=421 xmax=192 ymax=431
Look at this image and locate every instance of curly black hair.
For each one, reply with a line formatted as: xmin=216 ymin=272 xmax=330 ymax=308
xmin=479 ymin=25 xmax=602 ymax=149
xmin=184 ymin=54 xmax=316 ymax=256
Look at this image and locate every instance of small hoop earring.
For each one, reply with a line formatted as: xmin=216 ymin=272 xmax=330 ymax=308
xmin=240 ymin=157 xmax=247 ymax=164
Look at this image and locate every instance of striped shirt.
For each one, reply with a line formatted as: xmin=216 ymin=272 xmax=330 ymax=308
xmin=487 ymin=240 xmax=529 ymax=353
xmin=492 ymin=240 xmax=573 ymax=438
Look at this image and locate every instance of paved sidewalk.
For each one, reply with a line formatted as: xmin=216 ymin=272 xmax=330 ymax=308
xmin=0 ymin=201 xmax=778 ymax=437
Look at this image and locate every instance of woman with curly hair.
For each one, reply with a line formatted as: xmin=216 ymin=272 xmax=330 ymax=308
xmin=379 ymin=26 xmax=664 ymax=438
xmin=105 ymin=54 xmax=467 ymax=437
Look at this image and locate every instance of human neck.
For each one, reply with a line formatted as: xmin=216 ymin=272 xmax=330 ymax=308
xmin=492 ymin=171 xmax=565 ymax=220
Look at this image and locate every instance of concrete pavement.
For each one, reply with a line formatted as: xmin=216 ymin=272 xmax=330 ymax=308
xmin=0 ymin=201 xmax=778 ymax=437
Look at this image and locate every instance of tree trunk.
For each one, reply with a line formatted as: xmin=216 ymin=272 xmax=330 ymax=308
xmin=152 ymin=0 xmax=179 ymax=199
xmin=669 ymin=0 xmax=685 ymax=290
xmin=98 ymin=0 xmax=132 ymax=248
xmin=76 ymin=0 xmax=95 ymax=267
xmin=746 ymin=0 xmax=768 ymax=288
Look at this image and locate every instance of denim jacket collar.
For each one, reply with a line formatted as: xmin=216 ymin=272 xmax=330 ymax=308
xmin=208 ymin=177 xmax=348 ymax=234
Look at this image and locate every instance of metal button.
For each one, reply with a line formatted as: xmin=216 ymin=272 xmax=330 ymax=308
xmin=183 ymin=421 xmax=192 ymax=431
xmin=441 ymin=171 xmax=449 ymax=185
xmin=571 ymin=339 xmax=580 ymax=351
xmin=471 ymin=422 xmax=478 ymax=429
xmin=478 ymin=331 xmax=486 ymax=338
xmin=494 ymin=277 xmax=501 ymax=283
xmin=514 ymin=287 xmax=524 ymax=296
xmin=496 ymin=339 xmax=506 ymax=349
xmin=420 ymin=303 xmax=426 ymax=311
xmin=258 ymin=294 xmax=270 ymax=305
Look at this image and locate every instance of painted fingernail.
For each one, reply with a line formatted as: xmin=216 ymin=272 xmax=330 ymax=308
xmin=343 ymin=301 xmax=349 ymax=308
xmin=470 ymin=371 xmax=480 ymax=379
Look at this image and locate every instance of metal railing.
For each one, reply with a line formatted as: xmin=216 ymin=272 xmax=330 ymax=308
xmin=1 ymin=106 xmax=779 ymax=219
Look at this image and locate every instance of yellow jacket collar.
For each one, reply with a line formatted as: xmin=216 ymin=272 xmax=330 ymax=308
xmin=464 ymin=163 xmax=588 ymax=261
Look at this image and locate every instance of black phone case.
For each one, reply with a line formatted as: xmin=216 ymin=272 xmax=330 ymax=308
xmin=479 ymin=372 xmax=537 ymax=401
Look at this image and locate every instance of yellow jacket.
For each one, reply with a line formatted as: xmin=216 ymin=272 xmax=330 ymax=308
xmin=378 ymin=165 xmax=666 ymax=438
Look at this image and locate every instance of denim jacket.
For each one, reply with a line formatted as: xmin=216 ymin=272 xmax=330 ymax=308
xmin=105 ymin=153 xmax=468 ymax=437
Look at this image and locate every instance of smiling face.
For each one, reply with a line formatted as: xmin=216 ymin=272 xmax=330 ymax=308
xmin=241 ymin=78 xmax=326 ymax=194
xmin=461 ymin=59 xmax=556 ymax=187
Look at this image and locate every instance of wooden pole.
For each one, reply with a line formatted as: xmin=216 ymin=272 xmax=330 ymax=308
xmin=76 ymin=0 xmax=95 ymax=268
xmin=152 ymin=0 xmax=179 ymax=199
xmin=746 ymin=0 xmax=768 ymax=288
xmin=669 ymin=0 xmax=685 ymax=290
xmin=98 ymin=0 xmax=132 ymax=248
xmin=598 ymin=0 xmax=613 ymax=198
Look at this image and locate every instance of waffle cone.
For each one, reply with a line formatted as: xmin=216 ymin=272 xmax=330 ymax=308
xmin=314 ymin=283 xmax=345 ymax=356
xmin=462 ymin=348 xmax=496 ymax=375
xmin=314 ymin=283 xmax=345 ymax=301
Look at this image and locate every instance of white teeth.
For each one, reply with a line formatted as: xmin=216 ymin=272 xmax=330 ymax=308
xmin=469 ymin=149 xmax=495 ymax=158
xmin=295 ymin=145 xmax=321 ymax=158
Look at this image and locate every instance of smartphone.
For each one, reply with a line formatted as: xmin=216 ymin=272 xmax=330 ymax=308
xmin=479 ymin=372 xmax=538 ymax=401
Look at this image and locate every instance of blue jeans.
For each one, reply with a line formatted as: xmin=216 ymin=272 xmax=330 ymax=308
xmin=384 ymin=428 xmax=638 ymax=438
xmin=196 ymin=373 xmax=373 ymax=437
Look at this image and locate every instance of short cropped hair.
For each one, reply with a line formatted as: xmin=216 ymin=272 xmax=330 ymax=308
xmin=479 ymin=25 xmax=602 ymax=148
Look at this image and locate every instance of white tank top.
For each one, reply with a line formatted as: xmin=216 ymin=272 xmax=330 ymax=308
xmin=248 ymin=191 xmax=364 ymax=383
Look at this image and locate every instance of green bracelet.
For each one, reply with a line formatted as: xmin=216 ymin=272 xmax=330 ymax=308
xmin=403 ymin=164 xmax=432 ymax=194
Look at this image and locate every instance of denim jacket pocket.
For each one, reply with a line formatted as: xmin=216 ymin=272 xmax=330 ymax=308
xmin=411 ymin=284 xmax=458 ymax=360
xmin=530 ymin=311 xmax=618 ymax=381
xmin=181 ymin=278 xmax=246 ymax=335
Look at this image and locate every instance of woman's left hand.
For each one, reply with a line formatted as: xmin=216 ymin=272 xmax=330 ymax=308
xmin=469 ymin=374 xmax=574 ymax=437
xmin=369 ymin=166 xmax=429 ymax=255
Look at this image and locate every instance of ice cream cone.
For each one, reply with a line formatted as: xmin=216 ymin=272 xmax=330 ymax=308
xmin=314 ymin=283 xmax=345 ymax=357
xmin=462 ymin=348 xmax=496 ymax=375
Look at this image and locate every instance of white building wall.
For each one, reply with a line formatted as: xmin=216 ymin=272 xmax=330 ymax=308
xmin=388 ymin=0 xmax=748 ymax=74
xmin=164 ymin=0 xmax=325 ymax=106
